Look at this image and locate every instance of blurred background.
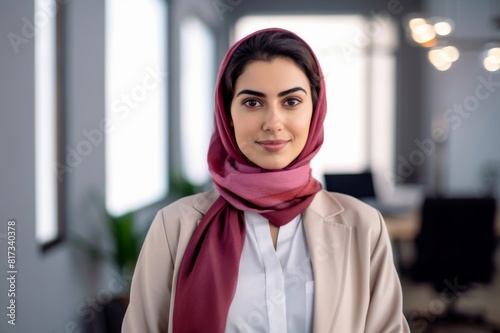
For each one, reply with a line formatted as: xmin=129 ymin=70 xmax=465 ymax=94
xmin=1 ymin=0 xmax=500 ymax=332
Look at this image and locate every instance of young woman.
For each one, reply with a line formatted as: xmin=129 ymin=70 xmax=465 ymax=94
xmin=122 ymin=28 xmax=410 ymax=333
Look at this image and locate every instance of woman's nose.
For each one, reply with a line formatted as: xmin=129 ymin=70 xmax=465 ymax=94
xmin=262 ymin=105 xmax=283 ymax=133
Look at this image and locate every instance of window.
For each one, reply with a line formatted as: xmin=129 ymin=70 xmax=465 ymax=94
xmin=180 ymin=17 xmax=215 ymax=186
xmin=35 ymin=0 xmax=64 ymax=248
xmin=105 ymin=0 xmax=168 ymax=216
xmin=234 ymin=15 xmax=397 ymax=186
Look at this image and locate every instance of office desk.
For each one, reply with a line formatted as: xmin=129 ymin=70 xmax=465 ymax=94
xmin=384 ymin=212 xmax=500 ymax=241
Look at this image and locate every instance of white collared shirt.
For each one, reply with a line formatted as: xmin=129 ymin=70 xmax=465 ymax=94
xmin=225 ymin=212 xmax=315 ymax=333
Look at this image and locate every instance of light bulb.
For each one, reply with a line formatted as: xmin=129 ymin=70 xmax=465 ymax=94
xmin=411 ymin=24 xmax=436 ymax=44
xmin=442 ymin=46 xmax=459 ymax=62
xmin=435 ymin=61 xmax=452 ymax=71
xmin=484 ymin=56 xmax=500 ymax=72
xmin=428 ymin=49 xmax=448 ymax=67
xmin=433 ymin=21 xmax=453 ymax=36
xmin=409 ymin=17 xmax=427 ymax=30
xmin=487 ymin=47 xmax=500 ymax=61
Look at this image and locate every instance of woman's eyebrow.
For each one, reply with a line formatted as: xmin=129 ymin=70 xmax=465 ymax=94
xmin=236 ymin=89 xmax=266 ymax=97
xmin=236 ymin=87 xmax=307 ymax=97
xmin=278 ymin=87 xmax=307 ymax=97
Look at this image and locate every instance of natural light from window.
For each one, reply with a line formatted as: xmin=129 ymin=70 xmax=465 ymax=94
xmin=35 ymin=0 xmax=59 ymax=245
xmin=105 ymin=0 xmax=168 ymax=216
xmin=180 ymin=17 xmax=215 ymax=186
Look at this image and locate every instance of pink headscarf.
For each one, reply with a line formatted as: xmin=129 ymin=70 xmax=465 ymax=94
xmin=173 ymin=27 xmax=327 ymax=332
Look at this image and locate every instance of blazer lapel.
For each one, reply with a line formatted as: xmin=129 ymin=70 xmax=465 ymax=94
xmin=189 ymin=189 xmax=351 ymax=332
xmin=192 ymin=189 xmax=219 ymax=214
xmin=303 ymin=190 xmax=352 ymax=333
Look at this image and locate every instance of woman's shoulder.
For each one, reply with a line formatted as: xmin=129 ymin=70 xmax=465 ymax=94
xmin=159 ymin=188 xmax=219 ymax=218
xmin=314 ymin=189 xmax=383 ymax=228
xmin=316 ymin=190 xmax=386 ymax=252
xmin=316 ymin=189 xmax=379 ymax=213
xmin=150 ymin=189 xmax=219 ymax=252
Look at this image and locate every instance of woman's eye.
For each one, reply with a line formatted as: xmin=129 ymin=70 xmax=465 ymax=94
xmin=243 ymin=99 xmax=262 ymax=108
xmin=284 ymin=98 xmax=300 ymax=107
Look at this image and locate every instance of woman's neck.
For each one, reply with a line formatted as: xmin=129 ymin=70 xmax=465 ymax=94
xmin=269 ymin=223 xmax=280 ymax=250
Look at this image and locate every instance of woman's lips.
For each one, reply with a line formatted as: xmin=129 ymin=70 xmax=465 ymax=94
xmin=257 ymin=140 xmax=289 ymax=152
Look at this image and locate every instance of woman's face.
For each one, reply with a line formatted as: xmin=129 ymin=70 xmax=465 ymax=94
xmin=230 ymin=57 xmax=313 ymax=170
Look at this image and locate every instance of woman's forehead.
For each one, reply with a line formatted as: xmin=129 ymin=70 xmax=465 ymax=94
xmin=234 ymin=58 xmax=310 ymax=93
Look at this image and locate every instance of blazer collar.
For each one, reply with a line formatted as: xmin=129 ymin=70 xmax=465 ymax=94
xmin=192 ymin=189 xmax=219 ymax=215
xmin=303 ymin=190 xmax=352 ymax=333
xmin=193 ymin=188 xmax=345 ymax=218
xmin=306 ymin=189 xmax=345 ymax=218
xmin=192 ymin=188 xmax=351 ymax=332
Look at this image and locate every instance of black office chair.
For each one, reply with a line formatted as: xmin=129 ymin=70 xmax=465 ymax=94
xmin=323 ymin=170 xmax=376 ymax=200
xmin=411 ymin=196 xmax=500 ymax=332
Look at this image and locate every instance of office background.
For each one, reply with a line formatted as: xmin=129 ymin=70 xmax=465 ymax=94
xmin=1 ymin=0 xmax=500 ymax=332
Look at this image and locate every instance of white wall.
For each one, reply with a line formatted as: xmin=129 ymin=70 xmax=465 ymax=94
xmin=422 ymin=0 xmax=500 ymax=197
xmin=0 ymin=0 xmax=109 ymax=331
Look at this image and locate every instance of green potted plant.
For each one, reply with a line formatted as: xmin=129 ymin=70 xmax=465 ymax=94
xmin=71 ymin=206 xmax=149 ymax=332
xmin=72 ymin=175 xmax=203 ymax=331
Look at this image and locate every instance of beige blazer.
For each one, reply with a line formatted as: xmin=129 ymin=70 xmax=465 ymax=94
xmin=122 ymin=189 xmax=410 ymax=332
